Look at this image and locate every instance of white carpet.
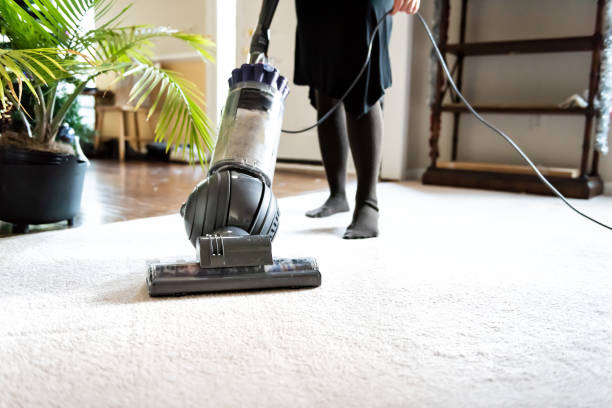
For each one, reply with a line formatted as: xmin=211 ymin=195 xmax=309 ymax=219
xmin=1 ymin=182 xmax=611 ymax=407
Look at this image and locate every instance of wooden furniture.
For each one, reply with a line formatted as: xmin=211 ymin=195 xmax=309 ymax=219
xmin=94 ymin=106 xmax=145 ymax=161
xmin=422 ymin=0 xmax=606 ymax=198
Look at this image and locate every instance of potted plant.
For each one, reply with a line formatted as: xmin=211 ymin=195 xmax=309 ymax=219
xmin=0 ymin=0 xmax=215 ymax=232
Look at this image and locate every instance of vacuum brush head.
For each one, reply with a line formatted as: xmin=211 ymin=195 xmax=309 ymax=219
xmin=146 ymin=257 xmax=321 ymax=297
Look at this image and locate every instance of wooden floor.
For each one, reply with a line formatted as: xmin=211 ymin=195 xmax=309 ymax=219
xmin=0 ymin=160 xmax=331 ymax=236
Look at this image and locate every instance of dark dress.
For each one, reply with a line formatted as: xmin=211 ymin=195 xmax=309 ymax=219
xmin=294 ymin=0 xmax=393 ymax=118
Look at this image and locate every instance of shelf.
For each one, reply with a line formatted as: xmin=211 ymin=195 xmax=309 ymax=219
xmin=444 ymin=36 xmax=597 ymax=56
xmin=422 ymin=167 xmax=603 ymax=199
xmin=441 ymin=104 xmax=589 ymax=115
xmin=426 ymin=0 xmax=605 ymax=198
xmin=437 ymin=161 xmax=579 ymax=178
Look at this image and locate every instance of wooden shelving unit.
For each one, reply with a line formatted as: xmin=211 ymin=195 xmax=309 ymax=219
xmin=441 ymin=104 xmax=588 ymax=115
xmin=422 ymin=0 xmax=606 ymax=198
xmin=443 ymin=36 xmax=595 ymax=56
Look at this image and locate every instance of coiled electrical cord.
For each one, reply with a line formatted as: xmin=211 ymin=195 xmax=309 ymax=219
xmin=282 ymin=10 xmax=611 ymax=231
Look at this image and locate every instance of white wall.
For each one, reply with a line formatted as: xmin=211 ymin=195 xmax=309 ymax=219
xmin=96 ymin=0 xmax=208 ymax=59
xmin=207 ymin=0 xmax=236 ymax=124
xmin=406 ymin=0 xmax=612 ymax=188
xmin=382 ymin=13 xmax=414 ymax=179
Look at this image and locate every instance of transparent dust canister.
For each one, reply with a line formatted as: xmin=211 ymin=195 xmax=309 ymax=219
xmin=210 ymin=81 xmax=286 ymax=186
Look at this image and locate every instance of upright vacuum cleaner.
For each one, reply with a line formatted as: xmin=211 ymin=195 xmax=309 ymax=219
xmin=146 ymin=0 xmax=321 ymax=296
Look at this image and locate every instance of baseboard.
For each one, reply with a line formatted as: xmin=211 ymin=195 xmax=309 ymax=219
xmin=275 ymin=162 xmax=325 ymax=174
xmin=275 ymin=160 xmax=357 ymax=176
xmin=423 ymin=168 xmax=603 ymax=199
xmin=409 ymin=166 xmax=611 ymax=197
xmin=404 ymin=168 xmax=426 ymax=181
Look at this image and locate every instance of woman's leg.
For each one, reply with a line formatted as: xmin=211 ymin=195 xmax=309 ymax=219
xmin=305 ymin=90 xmax=350 ymax=218
xmin=343 ymin=101 xmax=383 ymax=239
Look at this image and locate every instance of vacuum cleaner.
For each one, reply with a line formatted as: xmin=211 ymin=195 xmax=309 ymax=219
xmin=146 ymin=0 xmax=322 ymax=297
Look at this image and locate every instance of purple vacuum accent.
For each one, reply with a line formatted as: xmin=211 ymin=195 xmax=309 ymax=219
xmin=241 ymin=64 xmax=254 ymax=82
xmin=253 ymin=64 xmax=265 ymax=82
xmin=229 ymin=68 xmax=242 ymax=87
xmin=227 ymin=64 xmax=289 ymax=98
xmin=264 ymin=66 xmax=279 ymax=87
xmin=277 ymin=76 xmax=289 ymax=99
xmin=276 ymin=76 xmax=287 ymax=93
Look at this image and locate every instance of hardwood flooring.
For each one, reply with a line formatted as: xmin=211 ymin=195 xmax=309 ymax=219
xmin=0 ymin=160 xmax=331 ymax=236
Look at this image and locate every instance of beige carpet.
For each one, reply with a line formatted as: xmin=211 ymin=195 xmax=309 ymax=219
xmin=1 ymin=182 xmax=611 ymax=407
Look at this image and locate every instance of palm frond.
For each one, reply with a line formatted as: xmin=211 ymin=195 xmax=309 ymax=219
xmin=0 ymin=0 xmax=59 ymax=48
xmin=0 ymin=48 xmax=75 ymax=103
xmin=85 ymin=26 xmax=215 ymax=65
xmin=83 ymin=26 xmax=216 ymax=164
xmin=125 ymin=63 xmax=215 ymax=166
xmin=18 ymin=0 xmax=109 ymax=46
xmin=95 ymin=1 xmax=133 ymax=31
xmin=2 ymin=0 xmax=127 ymax=53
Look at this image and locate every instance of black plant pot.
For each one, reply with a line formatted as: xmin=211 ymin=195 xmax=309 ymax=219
xmin=0 ymin=147 xmax=87 ymax=232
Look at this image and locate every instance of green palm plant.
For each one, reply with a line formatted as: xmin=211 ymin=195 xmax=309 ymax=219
xmin=0 ymin=0 xmax=215 ymax=165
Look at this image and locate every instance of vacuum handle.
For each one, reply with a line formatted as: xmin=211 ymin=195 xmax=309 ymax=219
xmin=249 ymin=0 xmax=280 ymax=64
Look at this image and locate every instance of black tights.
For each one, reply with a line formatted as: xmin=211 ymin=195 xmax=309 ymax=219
xmin=305 ymin=90 xmax=383 ymax=238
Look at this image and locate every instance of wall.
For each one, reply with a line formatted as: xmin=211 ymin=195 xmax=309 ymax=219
xmin=406 ymin=0 xmax=612 ymax=190
xmin=97 ymin=0 xmax=208 ymax=58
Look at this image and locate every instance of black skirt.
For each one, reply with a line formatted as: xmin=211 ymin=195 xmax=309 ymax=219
xmin=294 ymin=0 xmax=393 ymax=117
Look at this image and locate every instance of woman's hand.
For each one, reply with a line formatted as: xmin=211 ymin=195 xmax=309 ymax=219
xmin=391 ymin=0 xmax=420 ymax=15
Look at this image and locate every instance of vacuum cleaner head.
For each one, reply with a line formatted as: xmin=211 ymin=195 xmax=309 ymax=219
xmin=146 ymin=257 xmax=320 ymax=297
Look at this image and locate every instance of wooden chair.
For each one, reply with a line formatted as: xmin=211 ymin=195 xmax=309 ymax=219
xmin=94 ymin=105 xmax=146 ymax=161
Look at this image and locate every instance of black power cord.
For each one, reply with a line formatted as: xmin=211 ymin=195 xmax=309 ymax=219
xmin=281 ymin=10 xmax=611 ymax=231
